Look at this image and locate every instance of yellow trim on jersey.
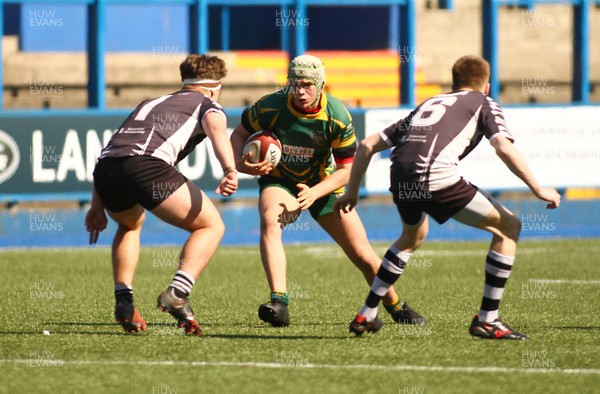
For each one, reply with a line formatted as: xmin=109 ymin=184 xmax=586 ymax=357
xmin=331 ymin=117 xmax=348 ymax=129
xmin=248 ymin=113 xmax=262 ymax=132
xmin=250 ymin=107 xmax=279 ymax=131
xmin=332 ymin=133 xmax=356 ymax=149
xmin=268 ymin=112 xmax=280 ymax=131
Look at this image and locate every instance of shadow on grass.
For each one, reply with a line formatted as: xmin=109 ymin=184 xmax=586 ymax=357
xmin=549 ymin=326 xmax=600 ymax=330
xmin=0 ymin=321 xmax=355 ymax=339
xmin=0 ymin=330 xmax=352 ymax=339
xmin=202 ymin=322 xmax=348 ymax=327
xmin=46 ymin=321 xmax=184 ymax=328
xmin=203 ymin=333 xmax=350 ymax=340
xmin=0 ymin=330 xmax=128 ymax=336
xmin=0 ymin=321 xmax=158 ymax=336
xmin=46 ymin=322 xmax=115 ymax=327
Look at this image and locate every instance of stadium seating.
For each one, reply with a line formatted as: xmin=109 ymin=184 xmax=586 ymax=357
xmin=307 ymin=50 xmax=441 ymax=107
xmin=2 ymin=43 xmax=442 ymax=109
xmin=2 ymin=2 xmax=599 ymax=110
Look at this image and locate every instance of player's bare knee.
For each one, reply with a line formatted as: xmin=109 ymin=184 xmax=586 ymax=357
xmin=499 ymin=214 xmax=521 ymax=240
xmin=186 ymin=212 xmax=224 ymax=235
xmin=211 ymin=217 xmax=225 ymax=239
xmin=116 ymin=223 xmax=132 ymax=233
xmin=260 ymin=220 xmax=283 ymax=238
xmin=507 ymin=214 xmax=522 ymax=238
xmin=116 ymin=215 xmax=145 ymax=231
xmin=263 ymin=210 xmax=297 ymax=232
xmin=412 ymin=234 xmax=426 ymax=249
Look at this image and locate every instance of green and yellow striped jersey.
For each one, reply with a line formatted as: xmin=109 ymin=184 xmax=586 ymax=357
xmin=241 ymin=90 xmax=357 ymax=187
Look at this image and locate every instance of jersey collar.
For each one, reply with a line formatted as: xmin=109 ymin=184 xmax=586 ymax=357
xmin=287 ymin=91 xmax=328 ymax=119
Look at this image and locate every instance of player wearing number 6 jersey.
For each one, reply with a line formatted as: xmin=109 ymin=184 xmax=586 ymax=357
xmin=231 ymin=54 xmax=425 ymax=328
xmin=335 ymin=55 xmax=561 ymax=338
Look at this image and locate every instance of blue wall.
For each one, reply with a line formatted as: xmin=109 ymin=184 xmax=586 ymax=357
xmin=1 ymin=199 xmax=598 ymax=248
xmin=21 ymin=4 xmax=190 ymax=52
xmin=307 ymin=7 xmax=388 ymax=50
xmin=22 ymin=4 xmax=86 ymax=51
xmin=15 ymin=4 xmax=389 ymax=52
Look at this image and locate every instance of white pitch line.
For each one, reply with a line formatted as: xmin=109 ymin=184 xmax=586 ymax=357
xmin=1 ymin=359 xmax=599 ymax=375
xmin=528 ymin=279 xmax=600 ymax=285
xmin=303 ymin=247 xmax=549 ymax=258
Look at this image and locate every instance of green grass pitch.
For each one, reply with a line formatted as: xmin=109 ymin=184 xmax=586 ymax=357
xmin=1 ymin=239 xmax=599 ymax=393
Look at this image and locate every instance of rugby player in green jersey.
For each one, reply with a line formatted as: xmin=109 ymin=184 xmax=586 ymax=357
xmin=231 ymin=54 xmax=425 ymax=328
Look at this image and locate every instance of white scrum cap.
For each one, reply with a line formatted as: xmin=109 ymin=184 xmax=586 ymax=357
xmin=288 ymin=54 xmax=326 ymax=92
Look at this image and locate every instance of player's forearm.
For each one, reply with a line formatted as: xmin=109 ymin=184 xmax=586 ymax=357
xmin=90 ymin=185 xmax=104 ymax=209
xmin=344 ymin=143 xmax=373 ymax=196
xmin=202 ymin=127 xmax=235 ymax=175
xmin=230 ymin=125 xmax=250 ymax=160
xmin=345 ymin=134 xmax=387 ymax=195
xmin=206 ymin=131 xmax=235 ymax=173
xmin=203 ymin=115 xmax=237 ymax=173
xmin=311 ymin=167 xmax=350 ymax=199
xmin=494 ymin=139 xmax=541 ymax=194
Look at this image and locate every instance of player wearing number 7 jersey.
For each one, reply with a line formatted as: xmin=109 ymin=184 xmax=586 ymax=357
xmin=335 ymin=55 xmax=561 ymax=338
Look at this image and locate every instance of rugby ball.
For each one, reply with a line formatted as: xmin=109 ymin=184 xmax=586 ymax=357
xmin=243 ymin=130 xmax=282 ymax=167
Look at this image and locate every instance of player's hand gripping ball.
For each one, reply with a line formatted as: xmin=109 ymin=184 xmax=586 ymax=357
xmin=243 ymin=130 xmax=282 ymax=167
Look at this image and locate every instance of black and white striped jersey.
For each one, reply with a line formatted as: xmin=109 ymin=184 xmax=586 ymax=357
xmin=379 ymin=90 xmax=514 ymax=191
xmin=99 ymin=90 xmax=226 ymax=166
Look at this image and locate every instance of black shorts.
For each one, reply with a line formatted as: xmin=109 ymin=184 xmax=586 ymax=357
xmin=93 ymin=156 xmax=189 ymax=212
xmin=390 ymin=176 xmax=478 ymax=225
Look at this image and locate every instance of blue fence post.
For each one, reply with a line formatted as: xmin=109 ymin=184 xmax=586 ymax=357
xmin=87 ymin=0 xmax=106 ymax=109
xmin=295 ymin=0 xmax=307 ymax=57
xmin=388 ymin=4 xmax=399 ymax=51
xmin=199 ymin=0 xmax=209 ymax=53
xmin=0 ymin=0 xmax=4 ymax=111
xmin=573 ymin=0 xmax=590 ymax=103
xmin=482 ymin=0 xmax=499 ymax=100
xmin=399 ymin=0 xmax=415 ymax=106
xmin=221 ymin=5 xmax=230 ymax=51
xmin=189 ymin=0 xmax=199 ymax=53
xmin=280 ymin=3 xmax=290 ymax=54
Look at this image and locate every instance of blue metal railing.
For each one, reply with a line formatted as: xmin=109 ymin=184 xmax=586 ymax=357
xmin=482 ymin=0 xmax=594 ymax=102
xmin=0 ymin=0 xmax=460 ymax=111
xmin=1 ymin=0 xmax=594 ymax=110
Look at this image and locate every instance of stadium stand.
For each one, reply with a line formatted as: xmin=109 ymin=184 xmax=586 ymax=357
xmin=0 ymin=0 xmax=598 ymax=207
xmin=2 ymin=42 xmax=442 ymax=109
xmin=307 ymin=50 xmax=441 ymax=107
xmin=2 ymin=2 xmax=599 ymax=110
